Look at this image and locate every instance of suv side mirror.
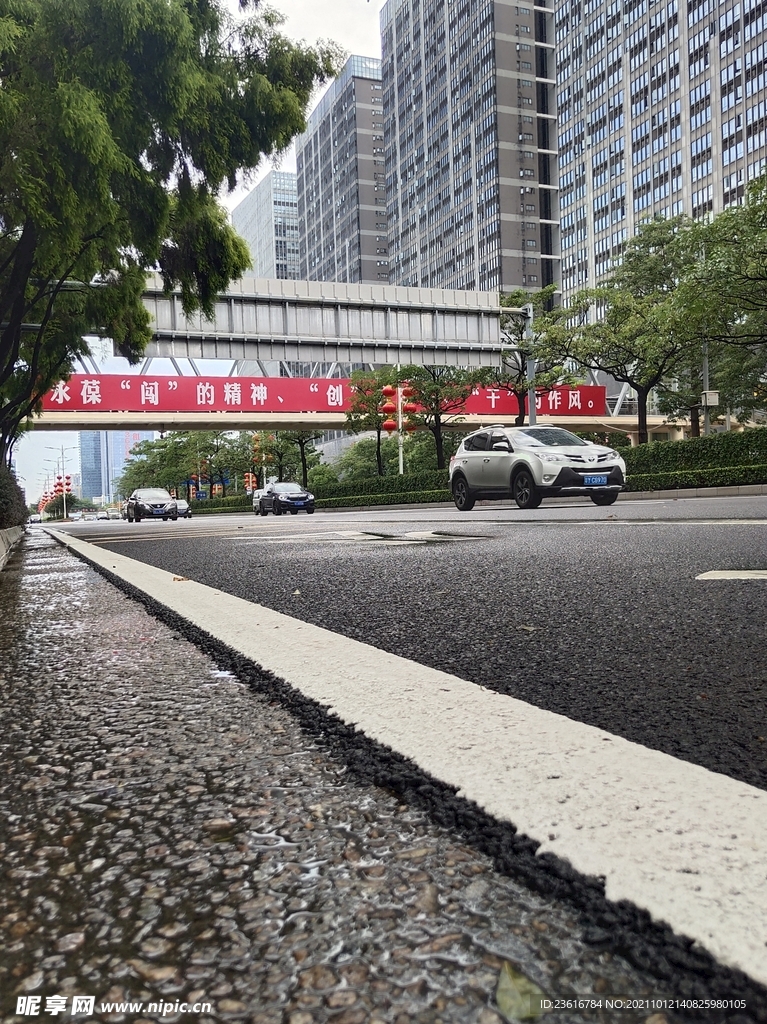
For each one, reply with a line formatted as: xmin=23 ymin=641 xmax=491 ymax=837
xmin=492 ymin=440 xmax=512 ymax=451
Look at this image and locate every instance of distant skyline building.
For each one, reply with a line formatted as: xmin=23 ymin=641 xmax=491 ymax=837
xmin=79 ymin=430 xmax=154 ymax=503
xmin=231 ymin=171 xmax=300 ymax=280
xmin=296 ymin=55 xmax=390 ymax=283
xmin=380 ymin=0 xmax=559 ymax=292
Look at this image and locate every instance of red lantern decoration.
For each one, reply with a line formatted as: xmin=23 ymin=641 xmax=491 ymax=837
xmin=382 ymin=418 xmax=398 ymax=432
xmin=401 ymin=385 xmax=414 ymax=398
xmin=403 ymin=402 xmax=418 ymax=414
xmin=380 ymin=400 xmax=396 ymax=414
xmin=381 ymin=384 xmax=396 ymax=397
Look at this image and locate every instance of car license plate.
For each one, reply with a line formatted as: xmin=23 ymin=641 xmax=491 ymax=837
xmin=584 ymin=474 xmax=608 ymax=486
xmin=295 ymin=502 xmax=305 ymax=506
xmin=152 ymin=509 xmax=164 ymax=515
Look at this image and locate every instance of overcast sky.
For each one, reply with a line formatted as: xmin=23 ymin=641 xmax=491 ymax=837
xmin=17 ymin=0 xmax=386 ymax=503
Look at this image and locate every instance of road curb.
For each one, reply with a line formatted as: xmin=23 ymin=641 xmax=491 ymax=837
xmin=0 ymin=525 xmax=24 ymax=571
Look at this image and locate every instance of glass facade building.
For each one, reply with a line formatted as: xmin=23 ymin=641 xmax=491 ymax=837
xmin=79 ymin=430 xmax=154 ymax=503
xmin=556 ymin=0 xmax=763 ymax=301
xmin=380 ymin=0 xmax=559 ymax=292
xmin=231 ymin=171 xmax=300 ymax=280
xmin=296 ymin=56 xmax=390 ymax=283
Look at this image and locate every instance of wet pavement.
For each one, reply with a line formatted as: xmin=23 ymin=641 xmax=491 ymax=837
xmin=0 ymin=532 xmax=755 ymax=1023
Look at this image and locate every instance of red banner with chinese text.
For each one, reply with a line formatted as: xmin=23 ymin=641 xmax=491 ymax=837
xmin=42 ymin=375 xmax=606 ymax=417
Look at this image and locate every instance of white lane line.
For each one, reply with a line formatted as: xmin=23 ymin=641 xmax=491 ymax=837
xmin=697 ymin=569 xmax=767 ymax=580
xmin=50 ymin=528 xmax=767 ymax=988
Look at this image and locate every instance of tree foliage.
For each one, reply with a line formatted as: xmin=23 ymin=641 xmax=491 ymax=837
xmin=345 ymin=367 xmax=398 ymax=475
xmin=492 ymin=285 xmax=580 ymax=425
xmin=398 ymin=365 xmax=486 ymax=469
xmin=568 ymin=217 xmax=702 ymax=443
xmin=0 ymin=0 xmax=341 ymax=465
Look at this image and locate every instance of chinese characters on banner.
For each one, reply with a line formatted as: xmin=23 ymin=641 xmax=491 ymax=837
xmin=42 ymin=375 xmax=606 ymax=417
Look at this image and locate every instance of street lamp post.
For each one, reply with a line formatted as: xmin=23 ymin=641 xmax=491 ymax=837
xmin=45 ymin=444 xmax=77 ymax=519
xmin=523 ymin=303 xmax=537 ymax=426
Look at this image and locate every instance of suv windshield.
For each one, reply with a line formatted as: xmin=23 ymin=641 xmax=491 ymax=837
xmin=274 ymin=483 xmax=303 ymax=493
xmin=515 ymin=428 xmax=589 ymax=447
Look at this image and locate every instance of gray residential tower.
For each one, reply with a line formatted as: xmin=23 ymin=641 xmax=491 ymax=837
xmin=231 ymin=171 xmax=300 ymax=280
xmin=296 ymin=56 xmax=390 ymax=284
xmin=556 ymin=0 xmax=761 ymax=300
xmin=380 ymin=0 xmax=559 ymax=292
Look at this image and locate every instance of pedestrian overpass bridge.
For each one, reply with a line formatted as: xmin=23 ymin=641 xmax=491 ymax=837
xmin=140 ymin=273 xmax=503 ymax=367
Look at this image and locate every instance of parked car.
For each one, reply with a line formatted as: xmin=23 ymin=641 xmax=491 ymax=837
xmin=251 ymin=489 xmax=265 ymax=515
xmin=449 ymin=425 xmax=627 ymax=511
xmin=176 ymin=499 xmax=192 ymax=519
xmin=107 ymin=507 xmax=121 ymax=520
xmin=82 ymin=511 xmax=97 ymax=521
xmin=70 ymin=511 xmax=82 ymax=521
xmin=126 ymin=488 xmax=178 ymax=522
xmin=258 ymin=482 xmax=315 ymax=515
xmin=97 ymin=509 xmax=109 ymax=520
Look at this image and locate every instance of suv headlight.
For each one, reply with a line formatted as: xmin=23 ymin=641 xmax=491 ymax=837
xmin=535 ymin=452 xmax=566 ymax=463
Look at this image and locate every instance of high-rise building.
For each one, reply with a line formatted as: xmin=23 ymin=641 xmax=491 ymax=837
xmin=380 ymin=0 xmax=559 ymax=292
xmin=79 ymin=430 xmax=154 ymax=503
xmin=296 ymin=56 xmax=390 ymax=284
xmin=79 ymin=431 xmax=102 ymax=501
xmin=231 ymin=171 xmax=300 ymax=280
xmin=556 ymin=0 xmax=759 ymax=301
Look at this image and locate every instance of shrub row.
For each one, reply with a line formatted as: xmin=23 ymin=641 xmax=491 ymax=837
xmin=624 ymin=427 xmax=767 ymax=474
xmin=0 ymin=466 xmax=27 ymax=530
xmin=625 ymin=464 xmax=767 ymax=492
xmin=312 ymin=469 xmax=449 ymax=500
xmin=316 ymin=489 xmax=452 ymax=509
xmin=191 ymin=499 xmax=251 ymax=515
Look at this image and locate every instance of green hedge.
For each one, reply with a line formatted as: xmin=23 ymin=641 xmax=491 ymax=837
xmin=313 ymin=470 xmax=449 ymax=500
xmin=625 ymin=464 xmax=767 ymax=492
xmin=0 ymin=465 xmax=27 ymax=529
xmin=191 ymin=498 xmax=251 ymax=514
xmin=624 ymin=428 xmax=767 ymax=474
xmin=316 ymin=489 xmax=452 ymax=509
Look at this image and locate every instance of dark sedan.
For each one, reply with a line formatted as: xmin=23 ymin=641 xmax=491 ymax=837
xmin=258 ymin=482 xmax=315 ymax=516
xmin=126 ymin=488 xmax=178 ymax=522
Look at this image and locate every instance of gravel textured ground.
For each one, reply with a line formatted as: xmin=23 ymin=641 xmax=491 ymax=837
xmin=1 ymin=532 xmax=763 ymax=1024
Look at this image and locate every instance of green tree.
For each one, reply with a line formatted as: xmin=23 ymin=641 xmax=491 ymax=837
xmin=258 ymin=431 xmax=299 ymax=482
xmin=333 ymin=435 xmax=400 ymax=480
xmin=671 ymin=187 xmax=767 ymax=425
xmin=491 ymin=286 xmax=579 ymax=425
xmin=400 ymin=428 xmax=466 ymax=473
xmin=398 ymin=365 xmax=487 ymax=469
xmin=280 ymin=430 xmax=323 ymax=488
xmin=0 ymin=0 xmax=340 ymax=466
xmin=570 ymin=217 xmax=699 ymax=444
xmin=306 ymin=462 xmax=339 ymax=488
xmin=345 ymin=367 xmax=398 ymax=475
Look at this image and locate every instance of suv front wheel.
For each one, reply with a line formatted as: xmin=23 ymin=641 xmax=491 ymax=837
xmin=452 ymin=476 xmax=475 ymax=512
xmin=513 ymin=469 xmax=542 ymax=510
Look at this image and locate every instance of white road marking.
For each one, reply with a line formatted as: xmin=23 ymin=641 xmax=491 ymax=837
xmin=697 ymin=569 xmax=767 ymax=579
xmin=50 ymin=527 xmax=767 ymax=987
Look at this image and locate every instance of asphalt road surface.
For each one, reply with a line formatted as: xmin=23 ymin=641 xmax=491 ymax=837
xmin=42 ymin=494 xmax=767 ymax=1010
xmin=68 ymin=495 xmax=767 ymax=792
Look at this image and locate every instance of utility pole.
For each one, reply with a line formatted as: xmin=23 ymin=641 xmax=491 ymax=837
xmin=702 ymin=339 xmax=710 ymax=436
xmin=524 ymin=303 xmax=536 ymax=426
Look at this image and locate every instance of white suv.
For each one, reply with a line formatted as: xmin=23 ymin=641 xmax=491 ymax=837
xmin=449 ymin=425 xmax=627 ymax=510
